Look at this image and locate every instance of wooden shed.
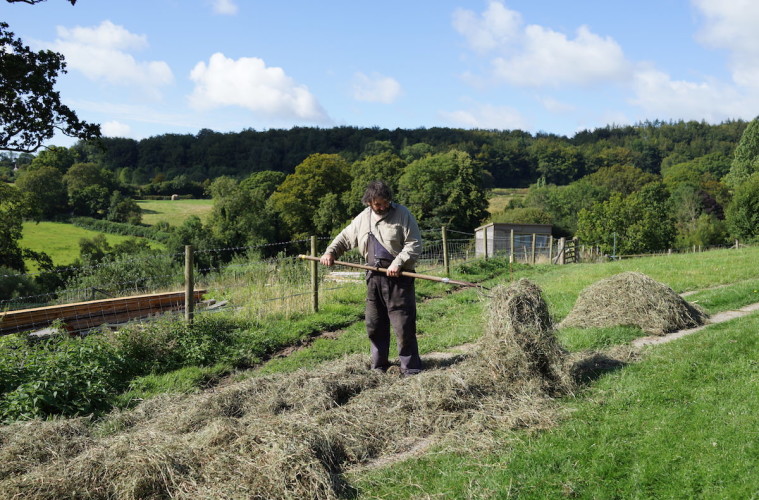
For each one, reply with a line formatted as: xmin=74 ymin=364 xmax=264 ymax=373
xmin=474 ymin=222 xmax=553 ymax=259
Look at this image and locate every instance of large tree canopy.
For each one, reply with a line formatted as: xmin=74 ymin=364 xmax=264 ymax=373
xmin=576 ymin=182 xmax=675 ymax=255
xmin=725 ymin=116 xmax=759 ymax=187
xmin=397 ymin=150 xmax=489 ymax=232
xmin=1 ymin=12 xmax=99 ymax=152
xmin=270 ymin=153 xmax=352 ymax=238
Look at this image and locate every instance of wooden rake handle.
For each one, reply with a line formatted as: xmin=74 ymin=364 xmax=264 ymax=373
xmin=297 ymin=254 xmax=485 ymax=289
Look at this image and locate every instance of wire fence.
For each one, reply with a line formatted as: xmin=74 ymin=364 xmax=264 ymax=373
xmin=1 ymin=229 xmax=748 ymax=337
xmin=0 ymin=231 xmax=480 ymax=336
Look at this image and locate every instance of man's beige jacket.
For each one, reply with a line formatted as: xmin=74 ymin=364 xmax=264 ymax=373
xmin=324 ymin=203 xmax=422 ymax=271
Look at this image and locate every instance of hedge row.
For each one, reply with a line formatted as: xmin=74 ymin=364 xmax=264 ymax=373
xmin=70 ymin=217 xmax=172 ymax=243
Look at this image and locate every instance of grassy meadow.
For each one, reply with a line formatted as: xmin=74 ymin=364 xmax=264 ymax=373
xmin=3 ymin=237 xmax=759 ymax=497
xmin=136 ymin=198 xmax=213 ymax=226
xmin=487 ymin=187 xmax=528 ymax=214
xmin=18 ymin=198 xmax=210 ymax=270
xmin=20 ymin=221 xmax=164 ymax=269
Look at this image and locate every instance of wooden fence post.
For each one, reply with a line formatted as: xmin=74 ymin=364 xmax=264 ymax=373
xmin=184 ymin=245 xmax=194 ymax=324
xmin=510 ymin=229 xmax=515 ymax=263
xmin=548 ymin=235 xmax=554 ymax=264
xmin=559 ymin=237 xmax=566 ymax=265
xmin=311 ymin=235 xmax=319 ymax=313
xmin=531 ymin=233 xmax=536 ymax=264
xmin=483 ymin=226 xmax=488 ymax=260
xmin=442 ymin=226 xmax=450 ymax=276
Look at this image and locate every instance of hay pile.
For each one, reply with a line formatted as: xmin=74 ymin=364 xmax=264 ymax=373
xmin=559 ymin=271 xmax=708 ymax=335
xmin=0 ymin=279 xmax=573 ymax=500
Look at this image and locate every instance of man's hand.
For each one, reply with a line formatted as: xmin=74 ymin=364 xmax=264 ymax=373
xmin=320 ymin=253 xmax=335 ymax=266
xmin=386 ymin=263 xmax=401 ymax=277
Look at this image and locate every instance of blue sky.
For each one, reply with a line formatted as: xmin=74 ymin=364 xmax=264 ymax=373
xmin=5 ymin=0 xmax=759 ymax=146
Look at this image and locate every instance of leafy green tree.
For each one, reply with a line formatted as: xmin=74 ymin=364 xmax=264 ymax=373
xmin=166 ymin=215 xmax=225 ymax=271
xmin=400 ymin=142 xmax=434 ymax=163
xmin=397 ymin=150 xmax=488 ymax=231
xmin=576 ymin=182 xmax=675 ymax=254
xmin=313 ymin=192 xmax=347 ymax=235
xmin=529 ymin=139 xmax=585 ymax=185
xmin=584 ymin=164 xmax=659 ymax=196
xmin=344 ymin=151 xmax=407 ymax=215
xmin=585 ymin=146 xmax=638 ymax=172
xmin=725 ymin=116 xmax=759 ymax=187
xmin=78 ymin=233 xmax=111 ymax=265
xmin=270 ymin=154 xmax=352 ymax=238
xmin=1 ymin=15 xmax=100 ymax=152
xmin=107 ymin=191 xmax=142 ymax=224
xmin=523 ymin=178 xmax=609 ymax=236
xmin=0 ymin=265 xmax=39 ymax=302
xmin=63 ymin=162 xmax=116 ymax=217
xmin=725 ymin=173 xmax=759 ymax=241
xmin=209 ymin=171 xmax=284 ymax=247
xmin=239 ymin=170 xmax=286 ymax=197
xmin=0 ymin=183 xmax=29 ymax=270
xmin=476 ymin=139 xmax=535 ymax=188
xmin=28 ymin=146 xmax=76 ymax=173
xmin=14 ymin=165 xmax=67 ymax=219
xmin=490 ymin=207 xmax=552 ymax=225
xmin=362 ymin=140 xmax=395 ymax=158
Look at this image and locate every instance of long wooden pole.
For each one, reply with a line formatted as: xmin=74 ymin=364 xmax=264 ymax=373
xmin=297 ymin=255 xmax=485 ymax=288
xmin=310 ymin=236 xmax=319 ymax=313
xmin=442 ymin=225 xmax=450 ymax=277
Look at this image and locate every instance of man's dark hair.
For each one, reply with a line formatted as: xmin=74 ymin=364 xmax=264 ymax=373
xmin=361 ymin=180 xmax=393 ymax=205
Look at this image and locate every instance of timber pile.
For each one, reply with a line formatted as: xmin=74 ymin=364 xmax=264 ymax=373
xmin=0 ymin=290 xmax=206 ymax=335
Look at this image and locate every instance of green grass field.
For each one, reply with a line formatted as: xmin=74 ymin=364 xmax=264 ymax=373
xmin=21 ymin=221 xmax=164 ymax=269
xmin=487 ymin=187 xmax=528 ymax=214
xmin=137 ymin=199 xmax=213 ymax=226
xmin=3 ymin=243 xmax=759 ymax=497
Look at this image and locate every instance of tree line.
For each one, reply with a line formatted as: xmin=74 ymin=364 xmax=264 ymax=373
xmin=5 ymin=116 xmax=759 ymax=305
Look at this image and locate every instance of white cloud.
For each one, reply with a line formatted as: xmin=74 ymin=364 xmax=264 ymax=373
xmin=454 ymin=2 xmax=630 ymax=87
xmin=630 ymin=66 xmax=754 ymax=121
xmin=101 ymin=120 xmax=132 ymax=138
xmin=440 ymin=101 xmax=529 ymax=130
xmin=352 ymin=72 xmax=402 ymax=103
xmin=50 ymin=21 xmax=173 ymax=96
xmin=537 ymin=96 xmax=575 ymax=113
xmin=693 ymin=0 xmax=759 ymax=89
xmin=493 ymin=25 xmax=630 ymax=87
xmin=188 ymin=53 xmax=328 ymax=122
xmin=694 ymin=0 xmax=759 ymax=53
xmin=211 ymin=0 xmax=238 ymax=15
xmin=452 ymin=0 xmax=522 ymax=53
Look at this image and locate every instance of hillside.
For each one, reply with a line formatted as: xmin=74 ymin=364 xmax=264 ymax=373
xmin=1 ymin=247 xmax=758 ymax=497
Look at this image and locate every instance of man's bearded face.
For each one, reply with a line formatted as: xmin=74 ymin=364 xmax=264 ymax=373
xmin=370 ymin=198 xmax=390 ymax=216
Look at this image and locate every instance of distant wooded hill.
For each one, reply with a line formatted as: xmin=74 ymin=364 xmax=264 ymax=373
xmin=68 ymin=120 xmax=747 ymax=189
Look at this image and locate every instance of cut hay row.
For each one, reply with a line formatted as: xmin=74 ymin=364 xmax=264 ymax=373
xmin=0 ymin=279 xmax=577 ymax=500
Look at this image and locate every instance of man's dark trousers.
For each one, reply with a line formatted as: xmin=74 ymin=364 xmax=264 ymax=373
xmin=365 ymin=273 xmax=423 ymax=374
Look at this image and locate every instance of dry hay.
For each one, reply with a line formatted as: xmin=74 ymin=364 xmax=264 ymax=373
xmin=0 ymin=279 xmax=573 ymax=500
xmin=559 ymin=271 xmax=708 ymax=335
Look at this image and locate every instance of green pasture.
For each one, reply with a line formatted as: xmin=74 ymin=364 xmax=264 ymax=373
xmin=21 ymin=221 xmax=164 ymax=269
xmin=137 ymin=199 xmax=213 ymax=226
xmin=487 ymin=187 xmax=528 ymax=214
xmin=3 ymin=242 xmax=759 ymax=497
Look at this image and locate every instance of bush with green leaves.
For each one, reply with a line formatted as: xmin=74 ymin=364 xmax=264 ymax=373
xmin=67 ymin=249 xmax=182 ymax=297
xmin=725 ymin=173 xmax=759 ymax=241
xmin=0 ymin=329 xmax=128 ymax=422
xmin=0 ymin=314 xmax=252 ymax=422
